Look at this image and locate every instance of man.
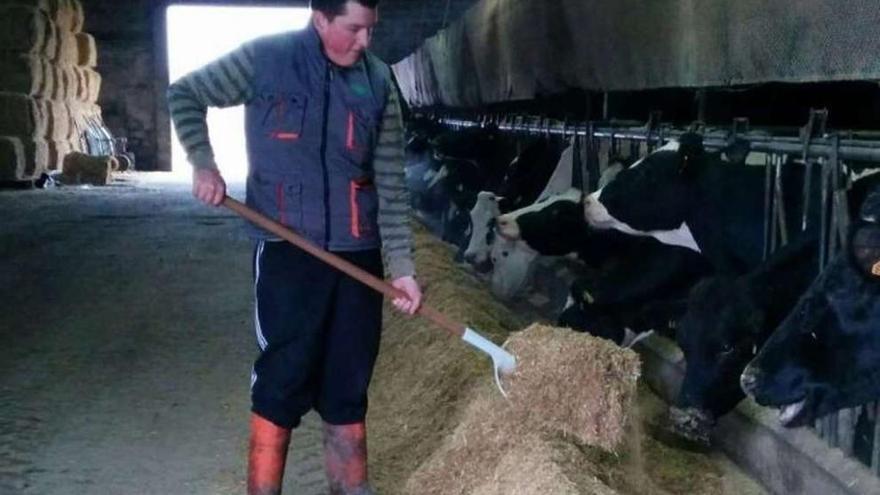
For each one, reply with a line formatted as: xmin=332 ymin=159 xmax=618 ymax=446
xmin=167 ymin=1 xmax=421 ymax=493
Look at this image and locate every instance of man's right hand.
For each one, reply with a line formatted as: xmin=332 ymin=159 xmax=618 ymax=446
xmin=192 ymin=168 xmax=227 ymax=206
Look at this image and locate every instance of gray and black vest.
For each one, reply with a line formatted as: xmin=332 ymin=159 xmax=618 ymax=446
xmin=244 ymin=26 xmax=391 ymax=251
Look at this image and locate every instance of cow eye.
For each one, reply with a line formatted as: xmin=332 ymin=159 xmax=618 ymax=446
xmin=502 ymin=251 xmax=509 ymax=257
xmin=720 ymin=344 xmax=735 ymax=355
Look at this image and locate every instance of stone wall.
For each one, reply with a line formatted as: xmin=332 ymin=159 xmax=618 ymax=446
xmin=80 ymin=0 xmax=479 ymax=171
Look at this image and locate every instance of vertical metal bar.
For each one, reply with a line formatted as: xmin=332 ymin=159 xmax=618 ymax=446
xmin=802 ymin=159 xmax=813 ymax=232
xmin=838 ymin=407 xmax=858 ymax=457
xmin=826 ymin=413 xmax=839 ymax=448
xmin=873 ymin=402 xmax=880 ymax=474
xmin=603 ymin=92 xmax=610 ymax=121
xmin=775 ymin=154 xmax=789 ymax=247
xmin=830 ymin=135 xmax=845 ymax=257
xmin=820 ymin=155 xmax=831 ymax=269
xmin=696 ymin=89 xmax=707 ymax=124
xmin=763 ymin=153 xmax=775 ymax=261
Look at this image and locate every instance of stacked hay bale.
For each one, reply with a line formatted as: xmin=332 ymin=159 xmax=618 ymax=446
xmin=0 ymin=0 xmax=102 ymax=182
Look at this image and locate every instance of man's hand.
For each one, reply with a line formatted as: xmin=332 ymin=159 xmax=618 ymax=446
xmin=193 ymin=168 xmax=227 ymax=206
xmin=391 ymin=275 xmax=422 ymax=315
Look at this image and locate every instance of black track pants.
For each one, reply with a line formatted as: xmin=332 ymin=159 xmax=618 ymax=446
xmin=250 ymin=240 xmax=384 ymax=429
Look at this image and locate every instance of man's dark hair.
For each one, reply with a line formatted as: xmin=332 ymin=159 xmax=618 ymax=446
xmin=310 ymin=0 xmax=379 ymax=18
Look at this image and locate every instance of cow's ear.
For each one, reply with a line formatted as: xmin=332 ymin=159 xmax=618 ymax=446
xmin=678 ymin=132 xmax=705 ymax=174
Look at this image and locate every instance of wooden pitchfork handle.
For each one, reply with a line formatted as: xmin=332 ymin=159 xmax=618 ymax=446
xmin=223 ymin=196 xmax=466 ymax=338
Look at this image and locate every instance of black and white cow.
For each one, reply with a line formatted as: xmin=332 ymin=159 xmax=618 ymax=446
xmin=459 ymin=140 xmax=566 ymax=299
xmin=495 ymin=184 xmax=713 ymax=344
xmin=741 ymin=182 xmax=880 ymax=427
xmin=579 ymin=134 xmax=817 ymax=275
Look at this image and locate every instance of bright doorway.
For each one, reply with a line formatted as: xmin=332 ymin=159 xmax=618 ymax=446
xmin=166 ymin=5 xmax=312 ymax=181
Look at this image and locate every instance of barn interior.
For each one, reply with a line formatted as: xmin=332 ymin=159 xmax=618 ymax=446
xmin=2 ymin=1 xmax=880 ymax=494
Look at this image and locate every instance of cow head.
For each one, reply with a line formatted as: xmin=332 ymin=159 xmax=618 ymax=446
xmin=489 ymin=236 xmax=538 ymax=300
xmin=463 ymin=191 xmax=501 ymax=273
xmin=674 ymin=277 xmax=764 ymax=436
xmin=591 ymin=137 xmax=701 ymax=233
xmin=742 ymin=187 xmax=880 ymax=427
xmin=848 ymin=199 xmax=880 ymax=282
xmin=495 ymin=188 xmax=585 ymax=253
xmin=741 ymin=255 xmax=880 ymax=427
xmin=557 ymin=277 xmax=626 ymax=344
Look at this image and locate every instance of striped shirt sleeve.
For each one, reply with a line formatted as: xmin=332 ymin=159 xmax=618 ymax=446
xmin=166 ymin=43 xmax=256 ymax=170
xmin=373 ymin=84 xmax=415 ymax=280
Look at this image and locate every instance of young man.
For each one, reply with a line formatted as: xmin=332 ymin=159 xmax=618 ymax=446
xmin=167 ymin=1 xmax=421 ymax=493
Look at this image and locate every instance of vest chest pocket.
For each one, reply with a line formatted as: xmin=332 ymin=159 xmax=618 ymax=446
xmin=259 ymin=93 xmax=307 ymax=141
xmin=344 ymin=106 xmax=379 ymax=165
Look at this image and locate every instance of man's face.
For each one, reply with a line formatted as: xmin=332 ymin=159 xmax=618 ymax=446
xmin=313 ymin=2 xmax=378 ymax=67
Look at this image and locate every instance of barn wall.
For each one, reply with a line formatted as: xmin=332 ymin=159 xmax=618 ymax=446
xmin=80 ymin=0 xmax=478 ymax=171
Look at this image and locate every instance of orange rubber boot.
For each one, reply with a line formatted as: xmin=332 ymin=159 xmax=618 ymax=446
xmin=323 ymin=422 xmax=372 ymax=495
xmin=247 ymin=413 xmax=291 ymax=495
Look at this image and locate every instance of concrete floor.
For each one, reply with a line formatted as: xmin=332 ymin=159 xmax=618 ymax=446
xmin=0 ymin=174 xmax=327 ymax=495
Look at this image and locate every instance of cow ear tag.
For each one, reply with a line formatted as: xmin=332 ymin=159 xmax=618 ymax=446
xmin=871 ymin=260 xmax=880 ymax=277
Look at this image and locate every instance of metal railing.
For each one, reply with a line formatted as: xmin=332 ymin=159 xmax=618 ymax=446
xmin=421 ymin=109 xmax=880 ymax=473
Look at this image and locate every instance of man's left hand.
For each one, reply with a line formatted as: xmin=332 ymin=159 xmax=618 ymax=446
xmin=391 ymin=276 xmax=422 ymax=315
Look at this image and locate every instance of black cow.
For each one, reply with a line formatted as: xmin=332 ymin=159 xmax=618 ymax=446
xmin=670 ymin=237 xmax=820 ymax=444
xmin=741 ymin=182 xmax=880 ymax=427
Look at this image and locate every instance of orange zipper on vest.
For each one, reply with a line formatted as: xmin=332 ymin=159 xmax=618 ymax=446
xmin=346 ymin=111 xmax=356 ymax=150
xmin=350 ymin=180 xmax=361 ymax=238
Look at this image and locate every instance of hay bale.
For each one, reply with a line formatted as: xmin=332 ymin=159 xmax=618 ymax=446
xmin=85 ymin=68 xmax=101 ymax=103
xmin=0 ymin=136 xmax=27 ymax=181
xmin=0 ymin=136 xmax=49 ymax=180
xmin=0 ymin=6 xmax=57 ymax=58
xmin=0 ymin=92 xmax=49 ymax=139
xmin=53 ymin=26 xmax=78 ymax=66
xmin=69 ymin=0 xmax=84 ymax=33
xmin=74 ymin=32 xmax=96 ymax=67
xmin=503 ymin=324 xmax=641 ymax=450
xmin=46 ymin=140 xmax=67 ymax=171
xmin=68 ymin=68 xmax=102 ymax=103
xmin=70 ymin=66 xmax=100 ymax=102
xmin=48 ymin=65 xmax=64 ymax=100
xmin=471 ymin=437 xmax=617 ymax=495
xmin=44 ymin=99 xmax=71 ymax=141
xmin=8 ymin=0 xmax=82 ymax=33
xmin=68 ymin=100 xmax=100 ymax=129
xmin=62 ymin=151 xmax=111 ymax=185
xmin=0 ymin=55 xmax=53 ymax=97
xmin=401 ymin=324 xmax=639 ymax=495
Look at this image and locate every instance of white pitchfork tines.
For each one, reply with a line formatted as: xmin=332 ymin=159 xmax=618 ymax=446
xmin=462 ymin=328 xmax=517 ymax=397
xmin=222 ymin=196 xmax=517 ymax=396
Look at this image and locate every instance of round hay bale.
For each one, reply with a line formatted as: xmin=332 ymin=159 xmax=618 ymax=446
xmin=47 ymin=139 xmax=71 ymax=171
xmin=0 ymin=6 xmax=57 ymax=58
xmin=0 ymin=136 xmax=49 ymax=180
xmin=0 ymin=55 xmax=50 ymax=97
xmin=69 ymin=0 xmax=84 ymax=33
xmin=74 ymin=32 xmax=96 ymax=67
xmin=53 ymin=27 xmax=78 ymax=66
xmin=0 ymin=92 xmax=49 ymax=139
